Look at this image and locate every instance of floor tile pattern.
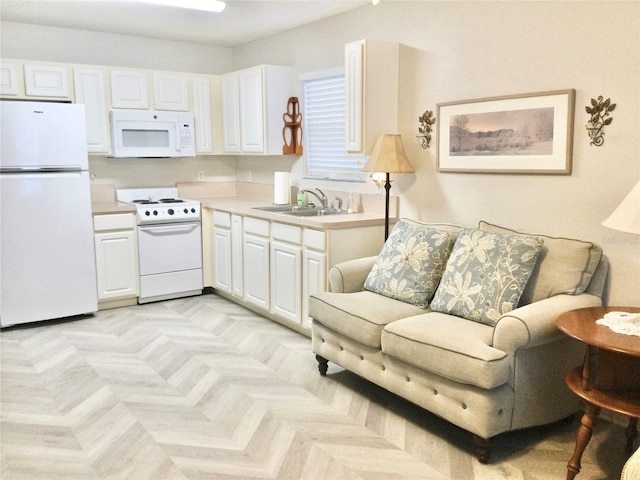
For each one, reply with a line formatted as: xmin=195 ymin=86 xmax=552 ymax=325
xmin=0 ymin=294 xmax=631 ymax=479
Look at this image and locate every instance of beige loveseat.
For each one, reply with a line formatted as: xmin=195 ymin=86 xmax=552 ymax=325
xmin=309 ymin=220 xmax=608 ymax=463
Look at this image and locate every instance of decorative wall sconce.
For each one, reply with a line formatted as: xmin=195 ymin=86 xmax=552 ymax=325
xmin=416 ymin=110 xmax=436 ymax=149
xmin=585 ymin=96 xmax=615 ymax=146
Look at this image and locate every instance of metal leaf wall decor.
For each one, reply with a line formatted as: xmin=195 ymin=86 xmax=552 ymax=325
xmin=585 ymin=96 xmax=615 ymax=146
xmin=417 ymin=110 xmax=436 ymax=149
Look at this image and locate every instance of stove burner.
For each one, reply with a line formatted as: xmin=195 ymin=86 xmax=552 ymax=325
xmin=132 ymin=199 xmax=158 ymax=204
xmin=159 ymin=198 xmax=184 ymax=203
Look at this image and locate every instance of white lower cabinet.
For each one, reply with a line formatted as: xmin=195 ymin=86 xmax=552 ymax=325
xmin=212 ymin=210 xmax=242 ymax=297
xmin=271 ymin=222 xmax=302 ymax=324
xmin=302 ymin=229 xmax=326 ymax=330
xmin=243 ymin=217 xmax=270 ymax=309
xmin=93 ymin=213 xmax=139 ymax=309
xmin=207 ymin=208 xmax=385 ymax=334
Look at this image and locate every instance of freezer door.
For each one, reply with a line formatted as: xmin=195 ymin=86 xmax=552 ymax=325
xmin=0 ymin=171 xmax=98 ymax=327
xmin=0 ymin=101 xmax=88 ymax=170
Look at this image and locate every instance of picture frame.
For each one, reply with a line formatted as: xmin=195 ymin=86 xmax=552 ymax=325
xmin=437 ymin=89 xmax=575 ymax=174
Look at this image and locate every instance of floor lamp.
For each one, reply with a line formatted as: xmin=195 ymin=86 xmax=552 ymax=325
xmin=362 ymin=134 xmax=415 ymax=240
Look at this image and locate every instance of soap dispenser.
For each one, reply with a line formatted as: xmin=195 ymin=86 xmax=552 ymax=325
xmin=297 ymin=188 xmax=305 ymax=206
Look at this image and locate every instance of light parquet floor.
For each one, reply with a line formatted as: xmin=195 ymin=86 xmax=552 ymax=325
xmin=0 ymin=293 xmax=631 ymax=479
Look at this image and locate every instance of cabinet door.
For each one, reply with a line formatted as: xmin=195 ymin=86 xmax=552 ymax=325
xmin=243 ymin=234 xmax=269 ymax=309
xmin=271 ymin=241 xmax=301 ymax=323
xmin=111 ymin=70 xmax=149 ymax=109
xmin=1 ymin=63 xmax=19 ymax=96
xmin=94 ymin=230 xmax=139 ymax=300
xmin=231 ymin=214 xmax=244 ymax=297
xmin=213 ymin=226 xmax=232 ymax=293
xmin=345 ymin=41 xmax=364 ymax=153
xmin=239 ymin=67 xmax=264 ymax=153
xmin=221 ymin=74 xmax=241 ymax=153
xmin=154 ymin=73 xmax=189 ymax=111
xmin=24 ymin=64 xmax=69 ymax=98
xmin=74 ymin=67 xmax=110 ymax=154
xmin=192 ymin=76 xmax=213 ymax=153
xmin=302 ymin=249 xmax=326 ymax=330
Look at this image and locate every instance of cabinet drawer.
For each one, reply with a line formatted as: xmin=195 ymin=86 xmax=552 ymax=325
xmin=213 ymin=210 xmax=231 ymax=228
xmin=93 ymin=213 xmax=136 ymax=232
xmin=304 ymin=229 xmax=326 ymax=251
xmin=244 ymin=217 xmax=269 ymax=236
xmin=272 ymin=222 xmax=301 ymax=244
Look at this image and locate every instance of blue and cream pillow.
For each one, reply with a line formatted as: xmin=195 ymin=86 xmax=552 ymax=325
xmin=430 ymin=228 xmax=543 ymax=325
xmin=364 ymin=220 xmax=458 ymax=308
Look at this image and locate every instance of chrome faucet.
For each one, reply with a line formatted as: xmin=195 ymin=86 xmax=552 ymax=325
xmin=300 ymin=188 xmax=327 ymax=208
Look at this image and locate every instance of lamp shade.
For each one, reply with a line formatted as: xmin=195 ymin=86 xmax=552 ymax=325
xmin=602 ymin=180 xmax=640 ymax=234
xmin=362 ymin=134 xmax=415 ymax=174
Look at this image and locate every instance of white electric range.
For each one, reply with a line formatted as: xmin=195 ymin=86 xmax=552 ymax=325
xmin=116 ymin=188 xmax=203 ymax=304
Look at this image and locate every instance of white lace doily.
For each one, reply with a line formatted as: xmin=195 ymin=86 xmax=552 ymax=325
xmin=596 ymin=311 xmax=640 ymax=337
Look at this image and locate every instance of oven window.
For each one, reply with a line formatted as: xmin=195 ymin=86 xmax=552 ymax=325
xmin=122 ymin=129 xmax=170 ymax=147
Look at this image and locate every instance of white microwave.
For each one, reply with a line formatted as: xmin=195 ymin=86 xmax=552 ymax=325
xmin=110 ymin=110 xmax=196 ymax=158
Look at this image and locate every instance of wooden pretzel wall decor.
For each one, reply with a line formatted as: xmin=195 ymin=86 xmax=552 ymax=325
xmin=283 ymin=97 xmax=303 ymax=155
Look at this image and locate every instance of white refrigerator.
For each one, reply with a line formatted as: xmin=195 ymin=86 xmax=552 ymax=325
xmin=1 ymin=101 xmax=98 ymax=327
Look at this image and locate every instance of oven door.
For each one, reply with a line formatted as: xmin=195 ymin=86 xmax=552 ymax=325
xmin=138 ymin=222 xmax=202 ymax=275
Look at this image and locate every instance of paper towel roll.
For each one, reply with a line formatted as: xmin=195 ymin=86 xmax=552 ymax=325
xmin=273 ymin=171 xmax=291 ymax=205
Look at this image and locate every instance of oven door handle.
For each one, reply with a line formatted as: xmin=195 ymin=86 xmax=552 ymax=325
xmin=139 ymin=223 xmax=200 ymax=235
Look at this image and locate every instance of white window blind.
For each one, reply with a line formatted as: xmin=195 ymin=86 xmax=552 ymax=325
xmin=302 ymin=74 xmax=365 ymax=181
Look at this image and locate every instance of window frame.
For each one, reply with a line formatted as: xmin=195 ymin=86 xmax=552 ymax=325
xmin=300 ymin=68 xmax=366 ymax=182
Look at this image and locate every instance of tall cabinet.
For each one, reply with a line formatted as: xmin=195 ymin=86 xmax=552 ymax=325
xmin=345 ymin=39 xmax=400 ymax=155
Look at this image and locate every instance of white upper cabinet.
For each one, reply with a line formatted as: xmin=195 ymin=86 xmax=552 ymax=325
xmin=192 ymin=76 xmax=214 ymax=154
xmin=221 ymin=65 xmax=295 ymax=155
xmin=345 ymin=39 xmax=399 ymax=155
xmin=0 ymin=63 xmax=19 ymax=96
xmin=74 ymin=67 xmax=110 ymax=154
xmin=154 ymin=73 xmax=189 ymax=111
xmin=111 ymin=69 xmax=149 ymax=109
xmin=221 ymin=74 xmax=241 ymax=153
xmin=24 ymin=64 xmax=70 ymax=99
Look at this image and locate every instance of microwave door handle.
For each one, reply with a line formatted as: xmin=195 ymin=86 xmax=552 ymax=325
xmin=175 ymin=124 xmax=182 ymax=153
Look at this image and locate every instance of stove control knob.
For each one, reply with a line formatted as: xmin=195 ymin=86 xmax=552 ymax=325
xmin=183 ymin=208 xmax=188 ymax=214
xmin=190 ymin=208 xmax=196 ymax=213
xmin=145 ymin=211 xmax=151 ymax=216
xmin=168 ymin=209 xmax=174 ymax=215
xmin=153 ymin=210 xmax=158 ymax=216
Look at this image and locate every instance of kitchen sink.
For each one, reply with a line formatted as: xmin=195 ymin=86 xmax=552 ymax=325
xmin=251 ymin=205 xmax=347 ymax=216
xmin=251 ymin=204 xmax=299 ymax=212
xmin=284 ymin=208 xmax=346 ymax=216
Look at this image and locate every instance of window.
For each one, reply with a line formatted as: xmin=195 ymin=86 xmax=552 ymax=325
xmin=301 ymin=72 xmax=366 ymax=181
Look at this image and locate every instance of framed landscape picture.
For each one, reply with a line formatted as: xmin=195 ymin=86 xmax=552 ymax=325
xmin=437 ymin=89 xmax=575 ymax=174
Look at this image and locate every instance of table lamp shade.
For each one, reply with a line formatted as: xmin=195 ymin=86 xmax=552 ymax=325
xmin=362 ymin=134 xmax=415 ymax=174
xmin=602 ymin=180 xmax=640 ymax=235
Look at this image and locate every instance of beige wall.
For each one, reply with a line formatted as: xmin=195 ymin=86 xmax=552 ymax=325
xmin=1 ymin=1 xmax=638 ymax=305
xmin=232 ymin=1 xmax=640 ymax=307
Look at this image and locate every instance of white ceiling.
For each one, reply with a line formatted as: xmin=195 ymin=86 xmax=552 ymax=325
xmin=0 ymin=0 xmax=371 ymax=48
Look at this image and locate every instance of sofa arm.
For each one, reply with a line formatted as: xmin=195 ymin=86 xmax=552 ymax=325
xmin=328 ymin=256 xmax=377 ymax=293
xmin=492 ymin=293 xmax=603 ymax=353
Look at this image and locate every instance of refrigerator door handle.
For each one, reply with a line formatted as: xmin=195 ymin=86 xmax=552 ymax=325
xmin=0 ymin=166 xmax=83 ymax=174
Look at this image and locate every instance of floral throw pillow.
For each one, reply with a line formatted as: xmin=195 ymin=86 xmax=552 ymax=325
xmin=364 ymin=220 xmax=457 ymax=308
xmin=430 ymin=228 xmax=543 ymax=326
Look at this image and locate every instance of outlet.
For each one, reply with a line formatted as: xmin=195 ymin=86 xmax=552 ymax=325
xmin=197 ymin=170 xmax=204 ymax=181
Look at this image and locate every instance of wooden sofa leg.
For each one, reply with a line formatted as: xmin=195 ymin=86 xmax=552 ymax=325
xmin=473 ymin=435 xmax=493 ymax=464
xmin=315 ymin=355 xmax=329 ymax=376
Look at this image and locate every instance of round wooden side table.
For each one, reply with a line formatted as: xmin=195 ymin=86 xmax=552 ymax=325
xmin=557 ymin=306 xmax=640 ymax=480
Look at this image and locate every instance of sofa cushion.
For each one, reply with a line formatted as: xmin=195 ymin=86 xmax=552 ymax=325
xmin=309 ymin=291 xmax=426 ymax=348
xmin=381 ymin=313 xmax=510 ymax=389
xmin=364 ymin=219 xmax=458 ymax=308
xmin=478 ymin=221 xmax=603 ymax=304
xmin=430 ymin=228 xmax=543 ymax=326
